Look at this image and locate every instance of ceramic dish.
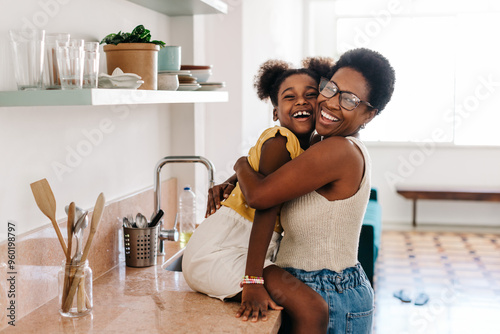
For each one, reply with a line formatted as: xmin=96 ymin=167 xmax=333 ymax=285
xmin=178 ymin=83 xmax=202 ymax=91
xmin=180 ymin=65 xmax=213 ymax=70
xmin=158 ymin=70 xmax=192 ymax=75
xmin=198 ymin=82 xmax=225 ymax=91
xmin=158 ymin=73 xmax=179 ymax=91
xmin=98 ymin=77 xmax=144 ymax=89
xmin=178 ymin=76 xmax=197 ymax=84
xmin=98 ymin=68 xmax=144 ymax=89
xmin=189 ymin=69 xmax=212 ymax=83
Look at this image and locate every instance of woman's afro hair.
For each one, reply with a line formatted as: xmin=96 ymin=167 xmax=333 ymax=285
xmin=328 ymin=48 xmax=396 ymax=114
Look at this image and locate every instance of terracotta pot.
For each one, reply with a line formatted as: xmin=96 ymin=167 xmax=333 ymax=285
xmin=103 ymin=43 xmax=160 ymax=90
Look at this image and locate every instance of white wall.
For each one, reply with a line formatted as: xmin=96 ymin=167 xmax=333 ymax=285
xmin=201 ymin=4 xmax=244 ymax=184
xmin=0 ymin=0 xmax=175 ymax=241
xmin=240 ymin=0 xmax=305 ymax=152
xmin=202 ymin=0 xmax=306 ymax=184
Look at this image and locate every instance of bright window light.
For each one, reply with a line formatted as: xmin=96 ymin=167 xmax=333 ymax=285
xmin=306 ymin=0 xmax=500 ymax=146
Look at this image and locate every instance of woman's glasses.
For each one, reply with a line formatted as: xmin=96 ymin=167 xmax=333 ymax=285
xmin=319 ymin=77 xmax=375 ymax=111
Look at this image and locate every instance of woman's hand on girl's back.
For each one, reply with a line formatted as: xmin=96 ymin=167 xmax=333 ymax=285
xmin=236 ymin=285 xmax=283 ymax=322
xmin=205 ymin=181 xmax=235 ymax=217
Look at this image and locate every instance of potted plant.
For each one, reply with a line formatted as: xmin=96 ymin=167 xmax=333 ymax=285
xmin=100 ymin=25 xmax=165 ymax=90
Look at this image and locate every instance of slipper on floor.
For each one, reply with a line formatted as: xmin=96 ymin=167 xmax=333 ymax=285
xmin=393 ymin=289 xmax=412 ymax=303
xmin=414 ymin=293 xmax=429 ymax=306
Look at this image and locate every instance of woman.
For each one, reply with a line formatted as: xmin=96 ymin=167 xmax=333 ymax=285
xmin=233 ymin=48 xmax=396 ymax=333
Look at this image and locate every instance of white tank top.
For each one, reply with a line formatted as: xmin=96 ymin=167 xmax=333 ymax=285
xmin=274 ymin=137 xmax=371 ymax=272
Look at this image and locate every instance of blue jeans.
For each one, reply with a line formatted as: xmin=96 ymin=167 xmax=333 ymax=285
xmin=284 ymin=264 xmax=374 ymax=334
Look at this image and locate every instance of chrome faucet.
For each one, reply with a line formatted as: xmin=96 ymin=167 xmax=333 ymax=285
xmin=154 ymin=156 xmax=215 ymax=255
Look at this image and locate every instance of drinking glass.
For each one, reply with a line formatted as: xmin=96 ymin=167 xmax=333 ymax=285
xmin=83 ymin=42 xmax=100 ymax=88
xmin=43 ymin=33 xmax=70 ymax=89
xmin=56 ymin=39 xmax=84 ymax=89
xmin=9 ymin=29 xmax=45 ymax=90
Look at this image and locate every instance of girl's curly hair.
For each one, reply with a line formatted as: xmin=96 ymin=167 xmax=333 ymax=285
xmin=254 ymin=57 xmax=335 ymax=106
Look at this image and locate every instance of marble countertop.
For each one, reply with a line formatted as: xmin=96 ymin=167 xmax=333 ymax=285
xmin=1 ymin=242 xmax=280 ymax=333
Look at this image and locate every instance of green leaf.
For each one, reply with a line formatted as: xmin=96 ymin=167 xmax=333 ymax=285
xmin=151 ymin=40 xmax=166 ymax=47
xmin=100 ymin=24 xmax=165 ymax=45
xmin=100 ymin=33 xmax=116 ymax=44
xmin=131 ymin=25 xmax=145 ymax=36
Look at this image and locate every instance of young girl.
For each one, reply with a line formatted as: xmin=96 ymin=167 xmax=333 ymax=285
xmin=182 ymin=57 xmax=333 ymax=332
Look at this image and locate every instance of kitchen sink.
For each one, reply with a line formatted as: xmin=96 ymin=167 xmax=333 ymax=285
xmin=162 ymin=249 xmax=184 ymax=272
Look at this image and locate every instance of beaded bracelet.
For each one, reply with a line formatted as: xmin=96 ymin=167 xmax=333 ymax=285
xmin=240 ymin=275 xmax=265 ymax=288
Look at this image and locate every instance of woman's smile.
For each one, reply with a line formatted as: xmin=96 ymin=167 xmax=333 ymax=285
xmin=318 ymin=106 xmax=340 ymax=123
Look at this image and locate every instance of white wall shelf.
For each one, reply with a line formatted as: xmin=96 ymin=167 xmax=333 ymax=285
xmin=127 ymin=0 xmax=228 ymax=16
xmin=0 ymin=89 xmax=228 ymax=107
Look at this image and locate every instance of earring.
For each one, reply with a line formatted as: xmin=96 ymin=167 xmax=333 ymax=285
xmin=360 ymin=123 xmax=366 ymax=129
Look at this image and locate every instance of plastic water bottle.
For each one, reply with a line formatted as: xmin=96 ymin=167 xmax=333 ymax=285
xmin=178 ymin=185 xmax=196 ymax=247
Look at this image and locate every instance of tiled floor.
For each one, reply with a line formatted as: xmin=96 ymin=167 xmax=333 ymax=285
xmin=374 ymin=229 xmax=500 ymax=334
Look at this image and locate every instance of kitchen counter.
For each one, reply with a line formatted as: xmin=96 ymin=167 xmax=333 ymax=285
xmin=1 ymin=242 xmax=280 ymax=333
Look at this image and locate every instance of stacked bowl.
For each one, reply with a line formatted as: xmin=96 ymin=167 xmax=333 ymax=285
xmin=180 ymin=65 xmax=225 ymax=91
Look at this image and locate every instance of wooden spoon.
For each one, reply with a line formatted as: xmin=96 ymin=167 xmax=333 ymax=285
xmin=30 ymin=179 xmax=69 ymax=260
xmin=67 ymin=202 xmax=75 ymax=259
xmin=62 ymin=192 xmax=106 ymax=312
xmin=61 ymin=202 xmax=75 ymax=306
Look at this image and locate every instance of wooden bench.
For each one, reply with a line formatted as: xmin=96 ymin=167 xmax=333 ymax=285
xmin=396 ymin=187 xmax=500 ymax=227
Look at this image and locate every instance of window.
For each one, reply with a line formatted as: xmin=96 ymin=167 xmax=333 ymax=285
xmin=306 ymin=0 xmax=500 ymax=145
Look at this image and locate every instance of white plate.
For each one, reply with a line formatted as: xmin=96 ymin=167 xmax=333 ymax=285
xmin=158 ymin=70 xmax=192 ymax=75
xmin=178 ymin=83 xmax=202 ymax=91
xmin=198 ymin=82 xmax=225 ymax=91
xmin=200 ymin=82 xmax=225 ymax=86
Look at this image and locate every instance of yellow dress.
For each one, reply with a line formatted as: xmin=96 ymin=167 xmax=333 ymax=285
xmin=222 ymin=126 xmax=304 ymax=233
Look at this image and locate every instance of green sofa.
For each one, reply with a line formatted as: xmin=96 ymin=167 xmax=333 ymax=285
xmin=358 ymin=188 xmax=382 ymax=287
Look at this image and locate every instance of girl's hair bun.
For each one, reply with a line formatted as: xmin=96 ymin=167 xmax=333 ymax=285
xmin=302 ymin=56 xmax=335 ymax=79
xmin=254 ymin=59 xmax=293 ymax=101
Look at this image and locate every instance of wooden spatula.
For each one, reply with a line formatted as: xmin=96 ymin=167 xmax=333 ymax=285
xmin=30 ymin=179 xmax=68 ymax=259
xmin=81 ymin=192 xmax=105 ymax=263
